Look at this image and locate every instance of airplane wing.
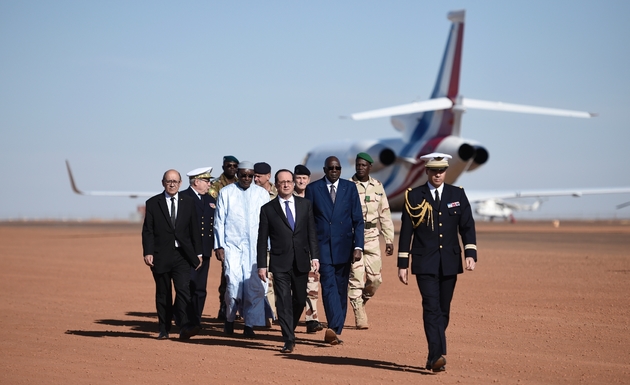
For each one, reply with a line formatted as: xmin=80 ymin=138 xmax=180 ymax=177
xmin=344 ymin=97 xmax=453 ymax=120
xmin=66 ymin=160 xmax=157 ymax=198
xmin=343 ymin=97 xmax=595 ymax=121
xmin=467 ymin=187 xmax=630 ymax=204
xmin=461 ymin=98 xmax=597 ymax=118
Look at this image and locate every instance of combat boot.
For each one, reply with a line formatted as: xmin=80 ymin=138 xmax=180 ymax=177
xmin=351 ymin=299 xmax=369 ymax=329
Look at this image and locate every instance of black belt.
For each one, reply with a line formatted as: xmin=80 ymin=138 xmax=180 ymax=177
xmin=365 ymin=222 xmax=378 ymax=229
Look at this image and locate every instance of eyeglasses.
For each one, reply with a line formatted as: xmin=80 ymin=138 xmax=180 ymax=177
xmin=197 ymin=179 xmax=211 ymax=183
xmin=225 ymin=163 xmax=238 ymax=168
xmin=239 ymin=173 xmax=255 ymax=179
xmin=163 ymin=180 xmax=181 ymax=185
xmin=277 ymin=180 xmax=293 ymax=185
xmin=326 ymin=166 xmax=342 ymax=171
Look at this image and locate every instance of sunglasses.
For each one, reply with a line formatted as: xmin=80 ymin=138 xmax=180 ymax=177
xmin=326 ymin=166 xmax=342 ymax=171
xmin=239 ymin=173 xmax=255 ymax=178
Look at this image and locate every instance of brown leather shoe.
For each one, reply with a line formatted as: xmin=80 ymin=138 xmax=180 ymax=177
xmin=431 ymin=356 xmax=446 ymax=372
xmin=324 ymin=328 xmax=343 ymax=345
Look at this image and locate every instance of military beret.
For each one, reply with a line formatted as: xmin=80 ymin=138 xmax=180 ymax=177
xmin=223 ymin=155 xmax=239 ymax=164
xmin=254 ymin=162 xmax=271 ymax=174
xmin=294 ymin=164 xmax=311 ymax=176
xmin=356 ymin=152 xmax=374 ymax=164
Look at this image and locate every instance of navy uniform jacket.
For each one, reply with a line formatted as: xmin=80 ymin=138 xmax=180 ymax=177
xmin=180 ymin=186 xmax=216 ymax=257
xmin=398 ymin=183 xmax=477 ymax=276
xmin=305 ymin=177 xmax=364 ymax=265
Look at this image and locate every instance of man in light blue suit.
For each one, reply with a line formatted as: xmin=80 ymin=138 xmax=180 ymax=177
xmin=305 ymin=156 xmax=364 ymax=345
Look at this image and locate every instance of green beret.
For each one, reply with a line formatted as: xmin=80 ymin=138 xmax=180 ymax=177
xmin=356 ymin=152 xmax=374 ymax=164
xmin=223 ymin=155 xmax=239 ymax=164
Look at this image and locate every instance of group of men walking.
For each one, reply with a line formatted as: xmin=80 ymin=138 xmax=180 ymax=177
xmin=141 ymin=151 xmax=477 ymax=373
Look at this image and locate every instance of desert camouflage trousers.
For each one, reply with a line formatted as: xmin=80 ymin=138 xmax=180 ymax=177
xmin=304 ymin=264 xmax=320 ymax=321
xmin=349 ymin=235 xmax=382 ymax=303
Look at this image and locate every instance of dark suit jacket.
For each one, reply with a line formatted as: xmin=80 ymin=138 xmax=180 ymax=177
xmin=398 ymin=183 xmax=476 ymax=276
xmin=180 ymin=186 xmax=216 ymax=257
xmin=142 ymin=192 xmax=203 ymax=274
xmin=304 ymin=177 xmax=364 ymax=265
xmin=257 ymin=196 xmax=320 ymax=273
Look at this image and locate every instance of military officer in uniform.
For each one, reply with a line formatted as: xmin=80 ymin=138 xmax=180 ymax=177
xmin=210 ymin=155 xmax=239 ymax=320
xmin=294 ymin=164 xmax=325 ymax=333
xmin=349 ymin=152 xmax=394 ymax=329
xmin=398 ymin=152 xmax=477 ymax=373
xmin=181 ymin=167 xmax=216 ymax=327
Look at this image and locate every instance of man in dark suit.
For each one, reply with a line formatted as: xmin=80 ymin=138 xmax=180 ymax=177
xmin=257 ymin=169 xmax=320 ymax=353
xmin=305 ymin=156 xmax=364 ymax=345
xmin=398 ymin=153 xmax=477 ymax=372
xmin=180 ymin=167 xmax=216 ymax=327
xmin=142 ymin=169 xmax=203 ymax=340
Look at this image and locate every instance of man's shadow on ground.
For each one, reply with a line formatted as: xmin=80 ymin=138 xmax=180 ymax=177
xmin=64 ymin=311 xmax=429 ymax=374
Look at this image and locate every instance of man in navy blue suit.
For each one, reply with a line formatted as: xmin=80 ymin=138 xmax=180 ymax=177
xmin=305 ymin=156 xmax=364 ymax=345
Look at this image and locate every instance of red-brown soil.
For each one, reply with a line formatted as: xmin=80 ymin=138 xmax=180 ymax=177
xmin=1 ymin=220 xmax=629 ymax=384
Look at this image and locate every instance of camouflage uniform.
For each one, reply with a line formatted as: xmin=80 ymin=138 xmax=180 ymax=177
xmin=212 ymin=173 xmax=237 ymax=319
xmin=293 ymin=190 xmax=321 ymax=326
xmin=209 ymin=174 xmax=235 ymax=200
xmin=349 ymin=175 xmax=395 ymax=328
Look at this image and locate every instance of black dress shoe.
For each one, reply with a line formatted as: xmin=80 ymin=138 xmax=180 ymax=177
xmin=157 ymin=331 xmax=169 ymax=340
xmin=306 ymin=321 xmax=324 ymax=333
xmin=224 ymin=321 xmax=234 ymax=335
xmin=217 ymin=305 xmax=226 ymax=321
xmin=179 ymin=325 xmax=201 ymax=340
xmin=243 ymin=326 xmax=256 ymax=339
xmin=280 ymin=343 xmax=295 ymax=353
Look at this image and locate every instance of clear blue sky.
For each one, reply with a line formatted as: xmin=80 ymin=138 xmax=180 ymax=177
xmin=2 ymin=0 xmax=629 ymax=220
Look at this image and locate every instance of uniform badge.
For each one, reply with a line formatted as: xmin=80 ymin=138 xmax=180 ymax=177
xmin=209 ymin=203 xmax=216 ymax=209
xmin=447 ymin=201 xmax=460 ymax=208
xmin=365 ymin=196 xmax=370 ymax=202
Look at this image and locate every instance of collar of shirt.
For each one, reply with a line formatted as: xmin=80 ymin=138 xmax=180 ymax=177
xmin=427 ymin=183 xmax=444 ymax=201
xmin=280 ymin=196 xmax=295 ymax=216
xmin=325 ymin=178 xmax=339 ymax=191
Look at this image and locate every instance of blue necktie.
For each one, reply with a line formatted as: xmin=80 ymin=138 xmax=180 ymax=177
xmin=285 ymin=200 xmax=295 ymax=231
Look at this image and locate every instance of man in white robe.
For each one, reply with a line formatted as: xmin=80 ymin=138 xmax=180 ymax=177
xmin=214 ymin=161 xmax=270 ymax=338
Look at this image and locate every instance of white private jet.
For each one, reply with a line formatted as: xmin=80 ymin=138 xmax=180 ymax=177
xmin=302 ymin=9 xmax=616 ymax=215
xmin=65 ymin=10 xmax=630 ymax=220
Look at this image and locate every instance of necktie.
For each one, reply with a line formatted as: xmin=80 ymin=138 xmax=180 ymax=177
xmin=285 ymin=200 xmax=295 ymax=231
xmin=170 ymin=197 xmax=176 ymax=227
xmin=330 ymin=184 xmax=336 ymax=204
xmin=435 ymin=189 xmax=440 ymax=209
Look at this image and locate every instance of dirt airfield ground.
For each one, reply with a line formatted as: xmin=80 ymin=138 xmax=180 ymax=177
xmin=1 ymin=219 xmax=629 ymax=385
